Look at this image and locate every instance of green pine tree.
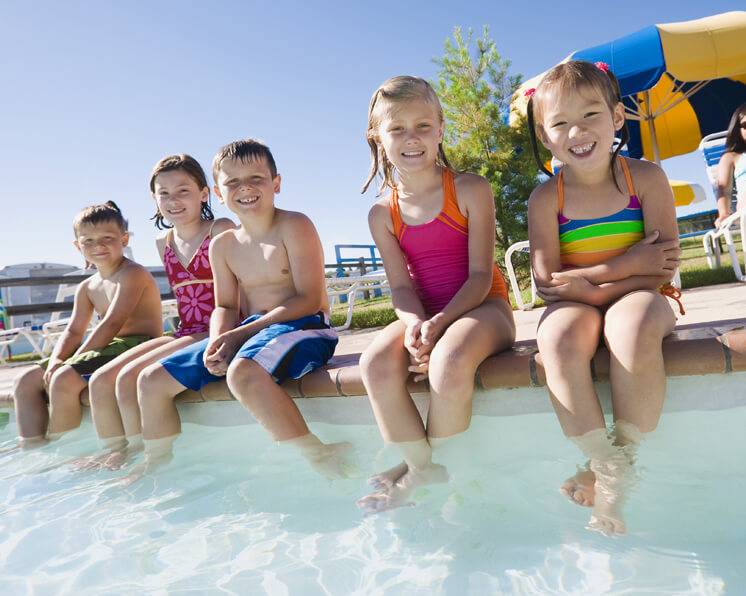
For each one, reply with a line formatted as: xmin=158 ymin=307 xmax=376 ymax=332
xmin=433 ymin=26 xmax=546 ymax=264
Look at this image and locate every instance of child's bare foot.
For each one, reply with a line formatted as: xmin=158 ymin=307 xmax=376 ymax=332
xmin=366 ymin=461 xmax=408 ymax=491
xmin=118 ymin=451 xmax=173 ymax=487
xmin=301 ymin=441 xmax=355 ymax=479
xmin=356 ymin=463 xmax=449 ymax=515
xmin=559 ymin=469 xmax=596 ymax=507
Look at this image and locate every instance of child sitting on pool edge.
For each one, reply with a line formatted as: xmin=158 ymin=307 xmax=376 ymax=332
xmin=133 ymin=139 xmax=349 ymax=478
xmin=12 ymin=201 xmax=163 ymax=446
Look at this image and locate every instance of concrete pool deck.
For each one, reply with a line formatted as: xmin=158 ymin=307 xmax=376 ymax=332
xmin=0 ymin=282 xmax=744 ymax=409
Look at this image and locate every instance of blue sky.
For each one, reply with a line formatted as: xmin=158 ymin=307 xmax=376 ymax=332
xmin=1 ymin=0 xmax=742 ymax=269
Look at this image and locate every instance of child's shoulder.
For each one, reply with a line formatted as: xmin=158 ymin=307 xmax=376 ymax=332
xmin=209 ymin=217 xmax=236 ymax=237
xmin=624 ymin=156 xmax=663 ymax=178
xmin=528 ymin=175 xmax=560 ymax=209
xmin=117 ymin=259 xmax=155 ymax=282
xmin=453 ymin=170 xmax=490 ymax=191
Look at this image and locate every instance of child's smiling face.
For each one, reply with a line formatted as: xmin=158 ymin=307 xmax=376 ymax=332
xmin=538 ymin=83 xmax=624 ymax=171
xmin=214 ymin=156 xmax=281 ymax=216
xmin=376 ymin=98 xmax=444 ymax=177
xmin=74 ymin=221 xmax=128 ymax=268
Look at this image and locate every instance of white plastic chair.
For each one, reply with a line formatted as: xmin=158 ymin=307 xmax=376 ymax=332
xmin=699 ymin=132 xmax=745 ymax=281
xmin=504 ymin=240 xmax=536 ymax=310
xmin=326 ymin=270 xmax=389 ymax=331
xmin=40 ymin=275 xmax=101 ymax=354
xmin=0 ymin=327 xmax=45 ymax=364
xmin=161 ymin=299 xmax=180 ymax=334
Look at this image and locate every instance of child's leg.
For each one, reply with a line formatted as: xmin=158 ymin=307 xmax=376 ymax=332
xmin=603 ymin=290 xmax=676 ymax=433
xmin=226 ymin=358 xmax=352 ymax=479
xmin=360 ymin=320 xmax=427 ymax=444
xmin=12 ymin=365 xmax=48 ymax=443
xmin=426 ymin=298 xmax=515 ymax=439
xmin=537 ymin=302 xmax=605 ymax=437
xmin=88 ymin=337 xmax=174 ymax=448
xmin=47 ymin=365 xmax=89 ymax=435
xmin=137 ymin=362 xmax=188 ymax=440
xmin=538 ymin=302 xmax=607 ymax=510
xmin=226 ymin=358 xmax=308 ymax=441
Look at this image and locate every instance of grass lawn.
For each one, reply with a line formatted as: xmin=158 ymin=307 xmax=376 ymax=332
xmin=330 ymin=235 xmax=744 ymax=329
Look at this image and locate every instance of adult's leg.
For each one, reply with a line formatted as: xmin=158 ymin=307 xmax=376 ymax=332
xmin=47 ymin=365 xmax=88 ymax=435
xmin=12 ymin=365 xmax=48 ymax=443
xmin=426 ymin=297 xmax=515 ymax=439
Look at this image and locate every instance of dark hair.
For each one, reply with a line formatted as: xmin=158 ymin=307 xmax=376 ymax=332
xmin=73 ymin=201 xmax=128 ymax=236
xmin=149 ymin=154 xmax=214 ymax=230
xmin=725 ymin=102 xmax=746 ymax=154
xmin=362 ymin=75 xmax=453 ymax=194
xmin=212 ymin=139 xmax=278 ymax=184
xmin=526 ymin=60 xmax=629 ymax=190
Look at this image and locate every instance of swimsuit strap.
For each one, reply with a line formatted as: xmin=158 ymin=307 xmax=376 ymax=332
xmin=557 ymin=156 xmax=636 ymax=214
xmin=389 ymin=186 xmax=404 ymax=240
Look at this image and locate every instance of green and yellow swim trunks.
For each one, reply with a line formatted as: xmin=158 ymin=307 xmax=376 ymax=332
xmin=40 ymin=335 xmax=151 ymax=379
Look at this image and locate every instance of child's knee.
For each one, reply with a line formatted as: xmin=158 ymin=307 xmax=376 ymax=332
xmin=137 ymin=363 xmax=167 ymax=405
xmin=360 ymin=344 xmax=407 ymax=384
xmin=428 ymin=344 xmax=477 ymax=386
xmin=227 ymin=358 xmax=266 ymax=390
xmin=13 ymin=365 xmax=43 ymax=394
xmin=115 ymin=366 xmax=139 ymax=404
xmin=88 ymin=369 xmax=116 ymax=402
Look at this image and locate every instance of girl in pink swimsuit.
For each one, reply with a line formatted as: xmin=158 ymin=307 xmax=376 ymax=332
xmin=357 ymin=76 xmax=516 ymax=513
xmin=80 ymin=155 xmax=235 ymax=470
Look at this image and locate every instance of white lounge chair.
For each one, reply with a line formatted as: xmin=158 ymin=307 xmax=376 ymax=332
xmin=0 ymin=326 xmax=45 ymax=365
xmin=326 ymin=270 xmax=389 ymax=331
xmin=699 ymin=131 xmax=745 ymax=281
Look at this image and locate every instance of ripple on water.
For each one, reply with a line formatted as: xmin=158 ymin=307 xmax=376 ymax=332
xmin=0 ymin=408 xmax=742 ymax=594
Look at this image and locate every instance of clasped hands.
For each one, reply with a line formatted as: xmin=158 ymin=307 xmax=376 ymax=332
xmin=404 ymin=314 xmax=447 ymax=382
xmin=537 ymin=230 xmax=682 ymax=304
xmin=203 ymin=330 xmax=242 ymax=376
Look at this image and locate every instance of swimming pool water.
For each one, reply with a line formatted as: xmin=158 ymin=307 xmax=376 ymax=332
xmin=0 ymin=404 xmax=743 ymax=595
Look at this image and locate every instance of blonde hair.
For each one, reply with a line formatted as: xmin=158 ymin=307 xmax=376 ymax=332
xmin=362 ymin=76 xmax=453 ymax=194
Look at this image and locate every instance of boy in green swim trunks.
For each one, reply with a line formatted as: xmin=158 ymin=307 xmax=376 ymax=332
xmin=12 ymin=201 xmax=163 ymax=447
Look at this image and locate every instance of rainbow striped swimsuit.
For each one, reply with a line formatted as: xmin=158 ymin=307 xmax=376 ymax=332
xmin=558 ymin=158 xmax=644 ymax=269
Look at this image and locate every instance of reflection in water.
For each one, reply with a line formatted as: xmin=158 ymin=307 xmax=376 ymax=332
xmin=0 ymin=408 xmax=741 ymax=594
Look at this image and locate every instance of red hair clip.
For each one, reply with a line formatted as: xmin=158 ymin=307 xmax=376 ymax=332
xmin=524 ymin=88 xmax=535 ymax=98
xmin=594 ymin=62 xmax=610 ymax=72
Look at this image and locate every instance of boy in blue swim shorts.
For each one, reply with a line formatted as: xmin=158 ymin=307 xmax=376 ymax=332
xmin=135 ymin=139 xmax=347 ymax=478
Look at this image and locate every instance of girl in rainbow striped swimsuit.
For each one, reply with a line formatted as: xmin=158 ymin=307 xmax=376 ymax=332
xmin=526 ymin=61 xmax=682 ymax=536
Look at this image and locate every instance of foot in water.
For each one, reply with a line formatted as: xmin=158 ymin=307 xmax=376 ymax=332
xmin=68 ymin=448 xmax=136 ymax=472
xmin=301 ymin=441 xmax=355 ymax=479
xmin=560 ymin=469 xmax=596 ymax=507
xmin=366 ymin=461 xmax=409 ymax=491
xmin=356 ymin=462 xmax=449 ymax=515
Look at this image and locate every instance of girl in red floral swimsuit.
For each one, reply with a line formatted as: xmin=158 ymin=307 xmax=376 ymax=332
xmin=77 ymin=155 xmax=235 ymax=470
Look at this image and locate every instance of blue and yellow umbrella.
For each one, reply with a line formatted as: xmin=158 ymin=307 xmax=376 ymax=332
xmin=513 ymin=11 xmax=746 ymax=164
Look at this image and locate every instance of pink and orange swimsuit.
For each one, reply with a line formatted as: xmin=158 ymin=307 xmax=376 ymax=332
xmin=163 ymin=226 xmax=217 ymax=337
xmin=389 ymin=168 xmax=509 ymax=316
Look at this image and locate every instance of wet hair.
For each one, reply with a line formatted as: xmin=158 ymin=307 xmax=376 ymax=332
xmin=212 ymin=139 xmax=278 ymax=184
xmin=526 ymin=60 xmax=629 ymax=190
xmin=725 ymin=102 xmax=746 ymax=154
xmin=362 ymin=75 xmax=453 ymax=194
xmin=149 ymin=154 xmax=214 ymax=230
xmin=73 ymin=201 xmax=128 ymax=237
